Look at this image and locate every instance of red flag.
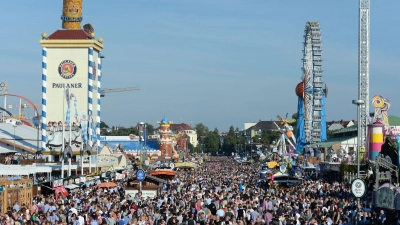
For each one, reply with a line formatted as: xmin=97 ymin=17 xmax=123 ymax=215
xmin=54 ymin=186 xmax=68 ymax=199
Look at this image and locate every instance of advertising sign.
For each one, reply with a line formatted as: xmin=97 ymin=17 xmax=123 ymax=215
xmin=43 ymin=45 xmax=100 ymax=154
xmin=351 ymin=178 xmax=366 ymax=198
xmin=97 ymin=154 xmax=120 ymax=168
xmin=374 ymin=187 xmax=395 ymax=209
xmin=80 ymin=176 xmax=86 ymax=183
xmin=52 ymin=179 xmax=63 ymax=188
xmin=136 ymin=169 xmax=146 ymax=181
xmin=125 ymin=190 xmax=157 ymax=198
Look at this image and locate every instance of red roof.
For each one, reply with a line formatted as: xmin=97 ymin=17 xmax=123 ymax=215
xmin=155 ymin=123 xmax=194 ymax=131
xmin=47 ymin=30 xmax=91 ymax=40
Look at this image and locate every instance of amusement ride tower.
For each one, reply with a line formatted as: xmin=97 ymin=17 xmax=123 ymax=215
xmin=295 ymin=21 xmax=328 ymax=154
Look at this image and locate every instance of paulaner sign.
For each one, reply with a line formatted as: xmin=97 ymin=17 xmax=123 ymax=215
xmin=52 ymin=83 xmax=83 ymax=88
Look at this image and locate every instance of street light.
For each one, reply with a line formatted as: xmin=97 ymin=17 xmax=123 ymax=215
xmin=200 ymin=136 xmax=204 ymax=154
xmin=352 ymin=99 xmax=365 ymax=225
xmin=13 ymin=123 xmax=17 ymax=152
xmin=139 ymin=122 xmax=145 ymax=169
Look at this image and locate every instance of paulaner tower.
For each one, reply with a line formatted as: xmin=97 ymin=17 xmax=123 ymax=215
xmin=40 ymin=0 xmax=104 ymax=160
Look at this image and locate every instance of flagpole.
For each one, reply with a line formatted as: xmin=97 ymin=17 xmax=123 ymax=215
xmin=68 ymin=91 xmax=72 ymax=177
xmin=94 ymin=116 xmax=98 ymax=174
xmin=61 ymin=88 xmax=65 ymax=179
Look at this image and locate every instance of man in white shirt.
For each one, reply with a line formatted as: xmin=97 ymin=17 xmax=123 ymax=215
xmin=78 ymin=214 xmax=85 ymax=225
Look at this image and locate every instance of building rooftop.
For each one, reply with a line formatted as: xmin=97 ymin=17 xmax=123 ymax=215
xmin=170 ymin=123 xmax=194 ymax=131
xmin=248 ymin=121 xmax=281 ymax=131
xmin=310 ymin=136 xmax=356 ymax=148
xmin=0 ymin=123 xmax=40 ymax=153
xmin=332 ymin=124 xmax=358 ymax=134
xmin=47 ymin=30 xmax=91 ymax=40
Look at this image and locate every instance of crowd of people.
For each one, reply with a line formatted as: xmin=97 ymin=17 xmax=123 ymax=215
xmin=2 ymin=156 xmax=399 ymax=225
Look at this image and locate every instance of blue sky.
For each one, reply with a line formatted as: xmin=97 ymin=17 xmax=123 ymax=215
xmin=1 ymin=0 xmax=400 ymax=131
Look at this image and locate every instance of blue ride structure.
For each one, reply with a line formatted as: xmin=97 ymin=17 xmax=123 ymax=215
xmin=295 ymin=21 xmax=328 ymax=154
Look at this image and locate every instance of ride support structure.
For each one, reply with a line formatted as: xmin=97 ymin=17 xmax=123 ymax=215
xmin=295 ymin=21 xmax=328 ymax=154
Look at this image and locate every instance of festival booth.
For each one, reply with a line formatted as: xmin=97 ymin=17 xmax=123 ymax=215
xmin=0 ymin=178 xmax=33 ymax=214
xmin=97 ymin=146 xmax=129 ymax=171
xmin=126 ymin=174 xmax=166 ymax=198
xmin=0 ymin=165 xmax=49 ymax=213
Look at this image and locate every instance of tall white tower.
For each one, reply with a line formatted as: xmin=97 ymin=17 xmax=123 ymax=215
xmin=358 ymin=0 xmax=370 ymax=151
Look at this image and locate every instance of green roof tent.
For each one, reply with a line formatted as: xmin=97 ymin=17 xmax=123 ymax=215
xmin=310 ymin=136 xmax=356 ymax=148
xmin=388 ymin=115 xmax=400 ymax=126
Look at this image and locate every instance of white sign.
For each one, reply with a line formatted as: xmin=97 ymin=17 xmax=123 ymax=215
xmin=351 ymin=178 xmax=366 ymax=198
xmin=80 ymin=176 xmax=86 ymax=183
xmin=115 ymin=173 xmax=125 ymax=180
xmin=125 ymin=190 xmax=157 ymax=198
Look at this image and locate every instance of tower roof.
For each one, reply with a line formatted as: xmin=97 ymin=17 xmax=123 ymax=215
xmin=47 ymin=30 xmax=91 ymax=40
xmin=160 ymin=118 xmax=169 ymax=123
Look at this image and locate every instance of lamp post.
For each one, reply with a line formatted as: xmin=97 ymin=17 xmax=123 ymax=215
xmin=352 ymin=99 xmax=365 ymax=225
xmin=13 ymin=123 xmax=17 ymax=152
xmin=235 ymin=131 xmax=238 ymax=156
xmin=200 ymin=136 xmax=204 ymax=154
xmin=139 ymin=122 xmax=145 ymax=169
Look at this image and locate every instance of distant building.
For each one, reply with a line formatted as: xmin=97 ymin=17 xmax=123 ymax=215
xmin=311 ymin=124 xmax=358 ymax=160
xmin=244 ymin=123 xmax=256 ymax=131
xmin=245 ymin=120 xmax=281 ymax=139
xmin=326 ymin=120 xmax=357 ymax=131
xmin=156 ymin=122 xmax=198 ymax=147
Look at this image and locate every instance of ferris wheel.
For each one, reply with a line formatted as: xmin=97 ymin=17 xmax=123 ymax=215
xmin=295 ymin=21 xmax=328 ymax=154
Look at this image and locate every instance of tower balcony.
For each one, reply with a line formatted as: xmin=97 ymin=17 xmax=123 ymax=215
xmin=314 ymin=82 xmax=323 ymax=88
xmin=313 ymin=50 xmax=322 ymax=55
xmin=314 ymin=105 xmax=322 ymax=111
xmin=312 ymin=137 xmax=321 ymax=142
xmin=313 ymin=116 xmax=322 ymax=122
xmin=314 ymin=93 xmax=322 ymax=100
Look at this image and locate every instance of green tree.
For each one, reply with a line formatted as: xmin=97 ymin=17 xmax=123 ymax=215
xmin=252 ymin=135 xmax=261 ymax=143
xmin=100 ymin=121 xmax=109 ymax=129
xmin=204 ymin=131 xmax=220 ymax=153
xmin=292 ymin=113 xmax=298 ymax=120
xmin=107 ymin=127 xmax=139 ymax=136
xmin=188 ymin=142 xmax=194 ymax=152
xmin=145 ymin=123 xmax=155 ymax=135
xmin=222 ymin=126 xmax=237 ymax=153
xmin=291 ymin=113 xmax=298 ymax=137
xmin=261 ymin=130 xmax=281 ymax=144
xmin=213 ymin=127 xmax=219 ymax=135
xmin=195 ymin=123 xmax=209 ymax=142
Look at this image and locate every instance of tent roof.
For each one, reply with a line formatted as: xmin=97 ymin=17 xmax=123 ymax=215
xmin=389 ymin=115 xmax=400 ymax=126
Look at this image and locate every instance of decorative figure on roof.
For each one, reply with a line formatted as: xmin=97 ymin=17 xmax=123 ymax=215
xmin=372 ymin=95 xmax=390 ymax=133
xmin=83 ymin=23 xmax=94 ymax=34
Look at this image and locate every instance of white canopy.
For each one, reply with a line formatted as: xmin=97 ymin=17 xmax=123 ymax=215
xmin=65 ymin=184 xmax=80 ymax=189
xmin=0 ymin=165 xmax=52 ymax=175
